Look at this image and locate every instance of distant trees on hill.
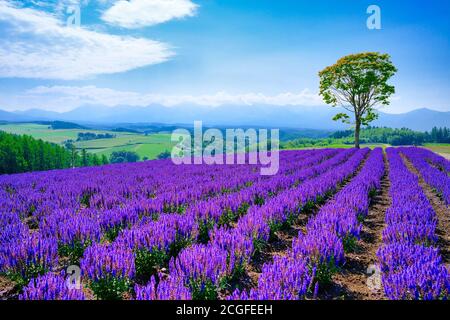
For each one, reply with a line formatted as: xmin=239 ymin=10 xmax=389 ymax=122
xmin=50 ymin=121 xmax=88 ymax=130
xmin=110 ymin=151 xmax=140 ymax=163
xmin=429 ymin=127 xmax=450 ymax=143
xmin=64 ymin=140 xmax=108 ymax=168
xmin=282 ymin=126 xmax=450 ymax=148
xmin=0 ymin=131 xmax=108 ymax=174
xmin=112 ymin=127 xmax=141 ymax=134
xmin=34 ymin=121 xmax=88 ymax=130
xmin=330 ymin=127 xmax=426 ymax=145
xmin=157 ymin=150 xmax=171 ymax=159
xmin=80 ymin=148 xmax=108 ymax=167
xmin=76 ymin=132 xmax=115 ymax=141
xmin=331 ymin=126 xmax=450 ymax=145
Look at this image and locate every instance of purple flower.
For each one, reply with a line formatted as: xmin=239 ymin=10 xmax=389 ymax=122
xmin=135 ymin=275 xmax=192 ymax=300
xmin=0 ymin=233 xmax=58 ymax=275
xmin=377 ymin=243 xmax=449 ymax=300
xmin=170 ymin=244 xmax=232 ymax=287
xmin=19 ymin=273 xmax=85 ymax=300
xmin=80 ymin=244 xmax=135 ymax=281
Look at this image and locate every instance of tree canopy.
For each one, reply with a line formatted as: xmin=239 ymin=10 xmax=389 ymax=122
xmin=0 ymin=131 xmax=109 ymax=174
xmin=319 ymin=52 xmax=397 ymax=148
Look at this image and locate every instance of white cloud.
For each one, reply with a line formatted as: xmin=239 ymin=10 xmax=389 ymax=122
xmin=101 ymin=0 xmax=198 ymax=28
xmin=0 ymin=1 xmax=173 ymax=80
xmin=12 ymin=85 xmax=325 ymax=112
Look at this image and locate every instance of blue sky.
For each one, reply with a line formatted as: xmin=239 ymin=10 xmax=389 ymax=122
xmin=0 ymin=0 xmax=449 ymax=114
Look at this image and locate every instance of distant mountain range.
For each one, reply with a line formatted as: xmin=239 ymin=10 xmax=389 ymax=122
xmin=1 ymin=105 xmax=449 ymax=132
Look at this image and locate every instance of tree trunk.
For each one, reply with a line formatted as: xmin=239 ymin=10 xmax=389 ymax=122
xmin=354 ymin=119 xmax=361 ymax=149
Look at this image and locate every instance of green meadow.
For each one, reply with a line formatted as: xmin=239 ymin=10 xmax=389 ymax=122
xmin=0 ymin=123 xmax=175 ymax=160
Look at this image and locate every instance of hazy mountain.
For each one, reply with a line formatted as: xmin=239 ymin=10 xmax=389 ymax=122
xmin=14 ymin=108 xmax=62 ymax=120
xmin=0 ymin=109 xmax=37 ymax=122
xmin=1 ymin=105 xmax=449 ymax=131
xmin=373 ymin=108 xmax=450 ymax=131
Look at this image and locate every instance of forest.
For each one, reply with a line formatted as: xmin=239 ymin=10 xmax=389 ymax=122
xmin=0 ymin=131 xmax=108 ymax=174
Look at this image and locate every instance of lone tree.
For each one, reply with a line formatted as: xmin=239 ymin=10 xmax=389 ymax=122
xmin=319 ymin=52 xmax=397 ymax=148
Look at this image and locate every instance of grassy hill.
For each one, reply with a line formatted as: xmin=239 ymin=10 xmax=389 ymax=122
xmin=0 ymin=123 xmax=175 ymax=160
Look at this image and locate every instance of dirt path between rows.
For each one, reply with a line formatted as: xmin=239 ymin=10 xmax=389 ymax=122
xmin=324 ymin=152 xmax=390 ymax=300
xmin=0 ymin=276 xmax=17 ymax=300
xmin=401 ymin=155 xmax=450 ymax=268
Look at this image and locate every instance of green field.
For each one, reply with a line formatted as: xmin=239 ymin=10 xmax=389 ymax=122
xmin=423 ymin=143 xmax=450 ymax=159
xmin=0 ymin=123 xmax=175 ymax=160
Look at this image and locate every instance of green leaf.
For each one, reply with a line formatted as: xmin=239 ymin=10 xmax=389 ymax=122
xmin=332 ymin=113 xmax=351 ymax=124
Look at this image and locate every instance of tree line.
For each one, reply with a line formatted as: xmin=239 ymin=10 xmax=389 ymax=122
xmin=76 ymin=132 xmax=116 ymax=141
xmin=0 ymin=131 xmax=108 ymax=174
xmin=331 ymin=126 xmax=450 ymax=145
xmin=282 ymin=126 xmax=450 ymax=149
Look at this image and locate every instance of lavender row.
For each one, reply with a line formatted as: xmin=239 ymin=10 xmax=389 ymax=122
xmin=14 ymin=148 xmax=450 ymax=300
xmin=9 ymin=150 xmax=338 ymax=299
xmin=77 ymin=149 xmax=347 ymax=299
xmin=184 ymin=148 xmax=341 ymax=228
xmin=1 ymin=162 xmax=258 ymax=281
xmin=413 ymin=147 xmax=450 ymax=173
xmin=229 ymin=148 xmax=384 ymax=300
xmin=2 ymin=151 xmax=315 ymax=296
xmin=399 ymin=147 xmax=450 ymax=205
xmin=132 ymin=148 xmax=368 ymax=300
xmin=2 ymin=151 xmax=310 ymax=260
xmin=377 ymin=148 xmax=449 ymax=300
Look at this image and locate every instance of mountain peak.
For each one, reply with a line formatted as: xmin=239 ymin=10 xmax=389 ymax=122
xmin=407 ymin=107 xmax=448 ymax=114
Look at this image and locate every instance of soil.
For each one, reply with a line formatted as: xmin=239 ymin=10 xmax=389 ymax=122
xmin=401 ymin=155 xmax=450 ymax=268
xmin=320 ymin=153 xmax=390 ymax=300
xmin=437 ymin=153 xmax=450 ymax=161
xmin=0 ymin=275 xmax=17 ymax=300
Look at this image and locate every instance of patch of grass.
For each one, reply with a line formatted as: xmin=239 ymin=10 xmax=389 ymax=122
xmin=134 ymin=248 xmax=169 ymax=284
xmin=89 ymin=276 xmax=131 ymax=300
xmin=4 ymin=264 xmax=48 ymax=291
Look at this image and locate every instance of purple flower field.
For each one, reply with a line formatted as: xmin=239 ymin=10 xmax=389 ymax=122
xmin=0 ymin=147 xmax=449 ymax=300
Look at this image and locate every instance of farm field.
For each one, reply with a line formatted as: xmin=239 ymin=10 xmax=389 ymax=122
xmin=424 ymin=144 xmax=450 ymax=159
xmin=0 ymin=147 xmax=448 ymax=300
xmin=0 ymin=123 xmax=174 ymax=160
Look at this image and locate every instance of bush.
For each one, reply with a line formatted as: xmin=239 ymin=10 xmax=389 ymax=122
xmin=157 ymin=150 xmax=171 ymax=159
xmin=110 ymin=151 xmax=140 ymax=163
